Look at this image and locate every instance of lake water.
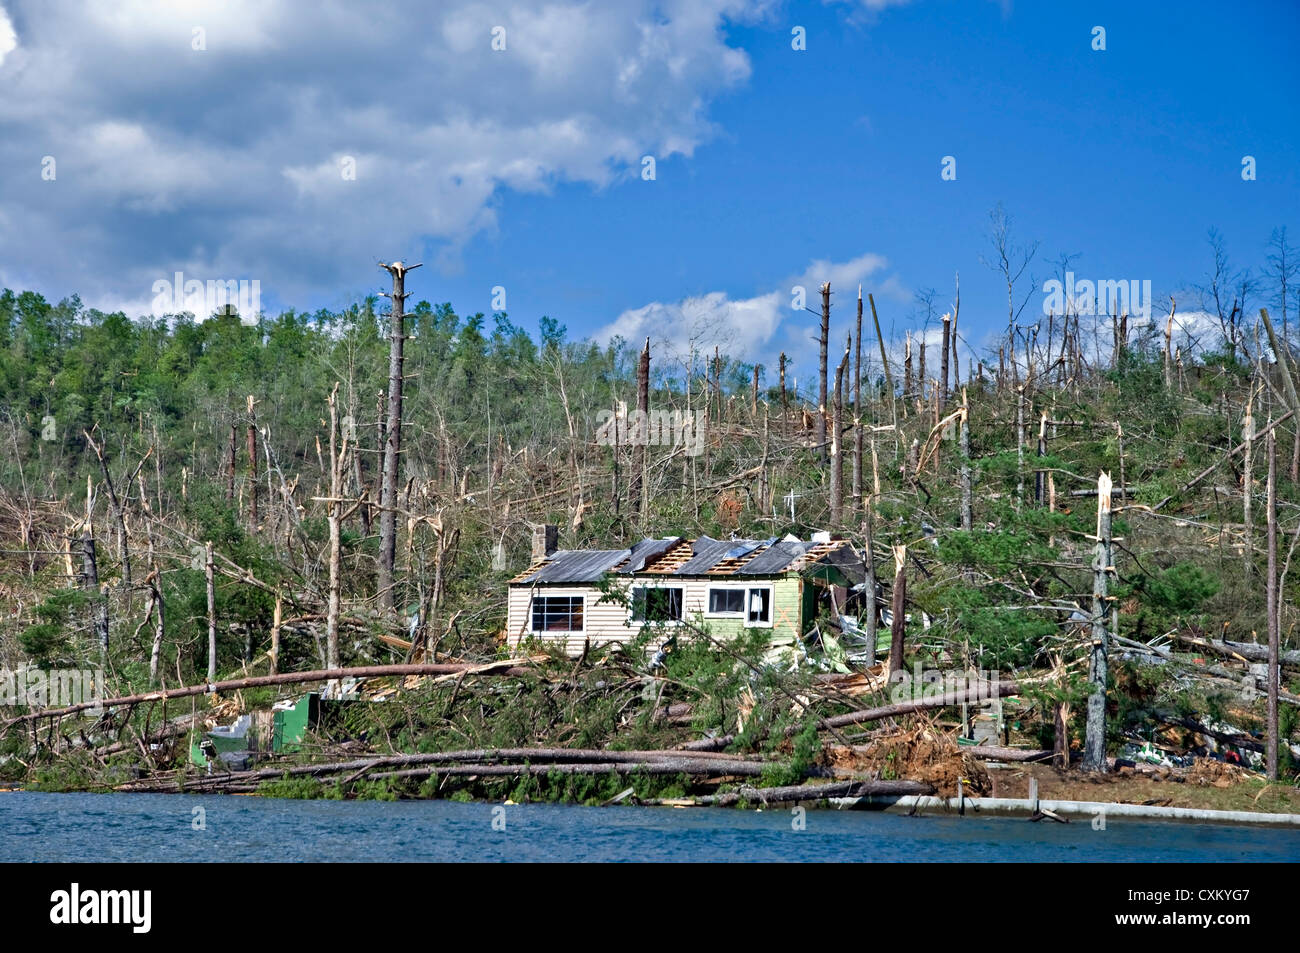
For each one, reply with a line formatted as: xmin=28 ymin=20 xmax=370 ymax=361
xmin=2 ymin=791 xmax=1296 ymax=862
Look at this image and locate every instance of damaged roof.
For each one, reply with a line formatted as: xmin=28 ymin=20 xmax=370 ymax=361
xmin=510 ymin=535 xmax=861 ymax=585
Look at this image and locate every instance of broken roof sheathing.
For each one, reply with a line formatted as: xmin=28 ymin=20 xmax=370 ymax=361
xmin=511 ymin=535 xmax=859 ymax=586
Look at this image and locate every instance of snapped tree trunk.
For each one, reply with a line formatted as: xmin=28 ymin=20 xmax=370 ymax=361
xmin=1266 ymin=428 xmax=1279 ymax=780
xmin=1083 ymin=472 xmax=1113 ymax=772
xmin=629 ymin=337 xmax=650 ymax=520
xmin=205 ymin=540 xmax=217 ymax=684
xmin=378 ymin=261 xmax=421 ymax=615
xmin=862 ymin=505 xmax=877 ymax=666
xmin=818 ymin=283 xmax=830 ymax=463
xmin=830 ymin=337 xmax=848 ymax=525
xmin=960 ymin=389 xmax=973 ymax=531
xmin=888 ymin=544 xmax=906 ymax=677
xmin=246 ymin=394 xmax=258 ymax=530
xmin=868 ymin=293 xmax=894 ymax=419
xmin=327 ymin=383 xmax=344 ymax=671
xmin=940 ymin=313 xmax=951 ymax=412
xmin=853 ymin=288 xmax=864 ymax=512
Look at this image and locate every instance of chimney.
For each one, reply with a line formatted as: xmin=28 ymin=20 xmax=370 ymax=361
xmin=531 ymin=524 xmax=558 ymax=563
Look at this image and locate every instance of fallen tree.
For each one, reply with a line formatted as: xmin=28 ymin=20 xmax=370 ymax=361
xmin=1173 ymin=633 xmax=1300 ymax=668
xmin=647 ymin=779 xmax=936 ymax=806
xmin=2 ymin=660 xmax=538 ymax=729
xmin=114 ymin=746 xmax=795 ymax=793
xmin=679 ymin=679 xmax=1025 ymax=752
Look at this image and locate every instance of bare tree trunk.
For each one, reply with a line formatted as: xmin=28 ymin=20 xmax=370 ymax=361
xmin=1034 ymin=410 xmax=1047 ymax=504
xmin=1053 ymin=699 xmax=1071 ymax=769
xmin=862 ymin=506 xmax=877 ymax=666
xmin=853 ymin=288 xmax=864 ymax=513
xmin=84 ymin=429 xmax=131 ymax=589
xmin=246 ymin=394 xmax=258 ymax=529
xmin=918 ymin=340 xmax=927 ymax=405
xmin=1016 ymin=385 xmax=1026 ymax=508
xmin=1267 ymin=429 xmax=1279 ymax=780
xmin=226 ymin=423 xmax=236 ymax=501
xmin=1083 ymin=473 xmax=1113 ymax=772
xmin=779 ymin=352 xmax=788 ymax=425
xmin=1164 ymin=298 xmax=1176 ymax=389
xmin=1261 ymin=308 xmax=1300 ymax=482
xmin=950 ymin=274 xmax=962 ymax=396
xmin=81 ymin=529 xmax=109 ymax=662
xmin=939 ymin=313 xmax=951 ymax=412
xmin=960 ymin=389 xmax=973 ymax=531
xmin=327 ymin=383 xmax=345 ymax=671
xmin=830 ymin=337 xmax=848 ymax=525
xmin=629 ymin=337 xmax=650 ymax=520
xmin=818 ymin=283 xmax=830 ymax=463
xmin=888 ymin=544 xmax=906 ymax=677
xmin=270 ymin=588 xmax=282 ymax=676
xmin=206 ymin=540 xmax=217 ymax=684
xmin=378 ymin=261 xmax=421 ymax=615
xmin=144 ymin=510 xmax=164 ymax=686
xmin=868 ymin=293 xmax=894 ymax=419
xmin=1243 ymin=390 xmax=1255 ymax=573
xmin=903 ymin=331 xmax=914 ymax=407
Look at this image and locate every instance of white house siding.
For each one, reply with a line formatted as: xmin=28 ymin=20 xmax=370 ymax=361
xmin=506 ymin=575 xmax=803 ymax=656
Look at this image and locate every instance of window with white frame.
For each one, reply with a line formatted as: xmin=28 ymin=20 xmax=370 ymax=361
xmin=707 ymin=585 xmax=772 ymax=626
xmin=630 ymin=586 xmax=683 ymax=623
xmin=707 ymin=587 xmax=745 ymax=615
xmin=530 ymin=595 xmax=584 ymax=633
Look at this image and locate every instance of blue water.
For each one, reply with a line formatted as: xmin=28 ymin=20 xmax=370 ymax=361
xmin=1 ymin=792 xmax=1296 ymax=862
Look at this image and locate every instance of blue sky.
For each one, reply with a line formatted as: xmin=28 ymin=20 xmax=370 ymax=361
xmin=1 ymin=0 xmax=1296 ymax=378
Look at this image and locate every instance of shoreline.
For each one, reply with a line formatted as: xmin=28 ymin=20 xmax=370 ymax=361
xmin=7 ymin=785 xmax=1300 ymax=829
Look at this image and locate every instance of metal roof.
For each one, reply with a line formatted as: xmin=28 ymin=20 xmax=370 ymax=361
xmin=738 ymin=540 xmax=809 ymax=574
xmin=620 ymin=537 xmax=682 ymax=573
xmin=512 ymin=535 xmax=858 ymax=585
xmin=674 ymin=536 xmax=737 ymax=574
xmin=515 ymin=549 xmax=630 ymax=584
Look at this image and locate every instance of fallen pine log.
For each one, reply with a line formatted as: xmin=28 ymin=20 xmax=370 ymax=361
xmin=650 ymin=779 xmax=935 ymax=806
xmin=1173 ymin=633 xmax=1300 ymax=667
xmin=119 ymin=757 xmax=818 ymax=793
xmin=1115 ymin=635 xmax=1300 ymax=706
xmin=679 ymin=679 xmax=1024 ymax=752
xmin=114 ymin=746 xmax=784 ymax=792
xmin=364 ymin=759 xmax=794 ymax=782
xmin=2 ymin=661 xmax=538 ymax=728
xmin=949 ymin=745 xmax=1051 ymax=763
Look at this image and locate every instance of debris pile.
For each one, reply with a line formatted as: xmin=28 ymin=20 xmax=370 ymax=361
xmin=1185 ymin=757 xmax=1255 ymax=788
xmin=827 ymin=724 xmax=992 ymax=797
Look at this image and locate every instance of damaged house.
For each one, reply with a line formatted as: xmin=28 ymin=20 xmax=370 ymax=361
xmin=507 ymin=526 xmax=867 ymax=655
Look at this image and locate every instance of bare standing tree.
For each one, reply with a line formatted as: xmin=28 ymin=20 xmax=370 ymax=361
xmin=817 ymin=283 xmax=830 ymax=463
xmin=1266 ymin=226 xmax=1297 ymax=346
xmin=982 ymin=204 xmax=1039 ymax=385
xmin=377 ymin=260 xmax=421 ymax=616
xmin=1198 ymin=229 xmax=1254 ymax=363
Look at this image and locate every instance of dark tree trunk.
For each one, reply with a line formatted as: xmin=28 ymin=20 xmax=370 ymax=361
xmin=378 ymin=261 xmax=421 ymax=615
xmin=818 ymin=283 xmax=830 ymax=463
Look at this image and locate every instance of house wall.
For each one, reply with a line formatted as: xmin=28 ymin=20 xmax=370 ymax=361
xmin=506 ymin=575 xmax=805 ymax=656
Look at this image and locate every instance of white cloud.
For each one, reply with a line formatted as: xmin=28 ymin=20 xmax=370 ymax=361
xmin=0 ymin=0 xmax=769 ymax=308
xmin=594 ymin=252 xmax=910 ymax=377
xmin=0 ymin=6 xmax=16 ymax=66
